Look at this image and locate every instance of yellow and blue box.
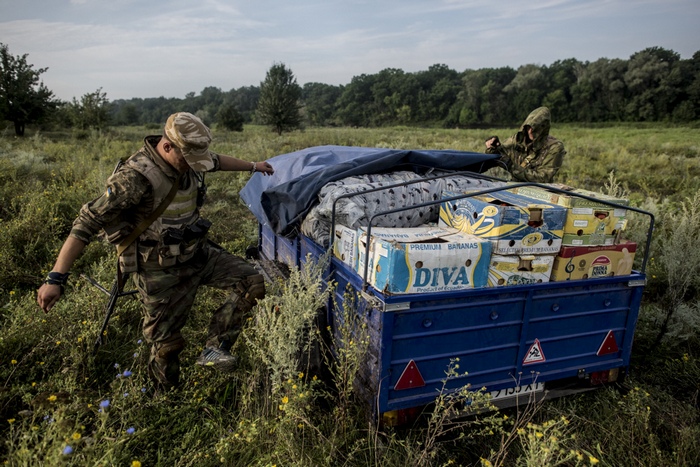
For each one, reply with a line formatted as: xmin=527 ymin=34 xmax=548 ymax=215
xmin=509 ymin=184 xmax=628 ymax=246
xmin=488 ymin=254 xmax=556 ymax=287
xmin=356 ymin=226 xmax=492 ymax=294
xmin=439 ymin=190 xmax=566 ymax=255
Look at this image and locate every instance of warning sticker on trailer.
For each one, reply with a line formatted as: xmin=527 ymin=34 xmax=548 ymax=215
xmin=523 ymin=338 xmax=546 ymax=365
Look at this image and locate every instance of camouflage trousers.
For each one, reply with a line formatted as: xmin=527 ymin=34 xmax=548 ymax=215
xmin=133 ymin=242 xmax=265 ymax=389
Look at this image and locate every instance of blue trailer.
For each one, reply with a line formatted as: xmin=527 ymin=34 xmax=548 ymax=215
xmin=242 ymin=146 xmax=654 ymax=425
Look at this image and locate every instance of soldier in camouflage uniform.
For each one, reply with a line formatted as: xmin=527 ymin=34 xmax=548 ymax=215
xmin=485 ymin=107 xmax=566 ymax=183
xmin=37 ymin=112 xmax=274 ymax=390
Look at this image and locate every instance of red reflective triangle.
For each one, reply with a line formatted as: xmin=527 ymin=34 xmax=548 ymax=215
xmin=597 ymin=330 xmax=620 ymax=356
xmin=394 ymin=359 xmax=426 ymax=391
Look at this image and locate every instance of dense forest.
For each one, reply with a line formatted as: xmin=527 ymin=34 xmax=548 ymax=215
xmin=103 ymin=46 xmax=700 ymax=129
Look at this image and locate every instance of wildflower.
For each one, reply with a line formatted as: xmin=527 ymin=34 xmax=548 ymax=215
xmin=141 ymin=388 xmax=147 ymax=393
xmin=114 ymin=363 xmax=120 ymax=369
xmin=9 ymin=290 xmax=15 ymax=295
xmin=589 ymin=456 xmax=600 ymax=465
xmin=123 ymin=392 xmax=129 ymax=398
xmin=47 ymin=395 xmax=57 ymax=402
xmin=298 ymin=372 xmax=304 ymax=379
xmin=7 ymin=419 xmax=15 ymax=424
xmin=72 ymin=432 xmax=81 ymax=440
xmin=31 ymin=382 xmax=36 ymax=387
xmin=137 ymin=339 xmax=143 ymax=344
xmin=133 ymin=353 xmax=139 ymax=358
xmin=683 ymin=353 xmax=690 ymax=362
xmin=132 ymin=461 xmax=142 ymax=467
xmin=98 ymin=399 xmax=110 ymax=412
xmin=11 ymin=360 xmax=17 ymax=365
xmin=126 ymin=427 xmax=136 ymax=435
xmin=55 ymin=341 xmax=61 ymax=345
xmin=62 ymin=446 xmax=73 ymax=455
xmin=281 ymin=396 xmax=289 ymax=404
xmin=123 ymin=370 xmax=133 ymax=377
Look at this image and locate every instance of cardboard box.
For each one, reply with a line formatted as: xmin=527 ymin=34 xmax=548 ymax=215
xmin=550 ymin=241 xmax=638 ymax=281
xmin=510 ymin=184 xmax=628 ymax=246
xmin=488 ymin=254 xmax=555 ymax=287
xmin=332 ymin=224 xmax=358 ymax=268
xmin=438 ymin=190 xmax=566 ymax=255
xmin=356 ymin=226 xmax=491 ymax=294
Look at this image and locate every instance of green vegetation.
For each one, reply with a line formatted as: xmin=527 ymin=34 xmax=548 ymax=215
xmin=1 ymin=125 xmax=699 ymax=466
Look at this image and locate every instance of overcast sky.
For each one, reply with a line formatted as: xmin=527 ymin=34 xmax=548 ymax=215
xmin=1 ymin=0 xmax=698 ymax=102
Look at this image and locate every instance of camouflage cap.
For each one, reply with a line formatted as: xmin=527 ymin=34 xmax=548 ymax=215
xmin=164 ymin=112 xmax=214 ymax=171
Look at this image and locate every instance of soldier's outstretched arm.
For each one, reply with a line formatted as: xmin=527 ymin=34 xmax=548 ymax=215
xmin=37 ymin=236 xmax=87 ymax=313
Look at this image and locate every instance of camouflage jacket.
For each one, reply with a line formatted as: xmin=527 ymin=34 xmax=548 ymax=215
xmin=69 ymin=135 xmax=222 ymax=271
xmin=486 ymin=107 xmax=566 ymax=183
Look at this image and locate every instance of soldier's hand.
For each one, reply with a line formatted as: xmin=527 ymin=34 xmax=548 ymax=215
xmin=37 ymin=283 xmax=62 ymax=313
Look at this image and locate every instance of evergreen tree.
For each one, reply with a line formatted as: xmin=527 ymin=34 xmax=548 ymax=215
xmin=256 ymin=63 xmax=303 ymax=135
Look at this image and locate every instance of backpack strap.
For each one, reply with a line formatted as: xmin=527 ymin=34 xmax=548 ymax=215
xmin=115 ymin=177 xmax=179 ymax=289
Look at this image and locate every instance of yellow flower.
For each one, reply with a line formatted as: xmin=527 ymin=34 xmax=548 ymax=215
xmin=55 ymin=341 xmax=61 ymax=345
xmin=11 ymin=360 xmax=17 ymax=365
xmin=281 ymin=396 xmax=289 ymax=404
xmin=48 ymin=395 xmax=57 ymax=402
xmin=589 ymin=456 xmax=600 ymax=465
xmin=298 ymin=372 xmax=304 ymax=379
xmin=31 ymin=382 xmax=36 ymax=387
xmin=72 ymin=433 xmax=81 ymax=440
xmin=7 ymin=419 xmax=15 ymax=424
xmin=131 ymin=461 xmax=142 ymax=467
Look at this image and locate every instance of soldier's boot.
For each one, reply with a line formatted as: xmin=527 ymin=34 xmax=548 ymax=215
xmin=148 ymin=333 xmax=186 ymax=391
xmin=196 ymin=339 xmax=238 ymax=372
xmin=198 ymin=274 xmax=266 ymax=373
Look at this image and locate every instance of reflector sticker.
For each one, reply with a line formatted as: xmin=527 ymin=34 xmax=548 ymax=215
xmin=394 ymin=359 xmax=426 ymax=390
xmin=523 ymin=338 xmax=546 ymax=365
xmin=597 ymin=330 xmax=620 ymax=356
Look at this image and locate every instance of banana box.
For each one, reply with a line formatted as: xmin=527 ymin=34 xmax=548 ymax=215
xmin=332 ymin=224 xmax=358 ymax=268
xmin=488 ymin=254 xmax=556 ymax=287
xmin=509 ymin=184 xmax=628 ymax=246
xmin=438 ymin=190 xmax=566 ymax=255
xmin=356 ymin=226 xmax=491 ymax=294
xmin=550 ymin=241 xmax=638 ymax=281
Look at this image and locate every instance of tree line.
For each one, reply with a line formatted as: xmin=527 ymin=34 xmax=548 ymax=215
xmin=2 ymin=43 xmax=699 ymax=136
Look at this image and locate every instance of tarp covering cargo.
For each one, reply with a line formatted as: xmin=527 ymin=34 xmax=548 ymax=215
xmin=239 ymin=145 xmax=500 ymax=236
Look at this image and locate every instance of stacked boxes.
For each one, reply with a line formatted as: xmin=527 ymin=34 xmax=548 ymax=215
xmin=510 ymin=184 xmax=628 ymax=246
xmin=356 ymin=226 xmax=491 ymax=294
xmin=508 ymin=184 xmax=636 ymax=281
xmin=438 ymin=190 xmax=566 ymax=286
xmin=330 ymin=185 xmax=637 ymax=292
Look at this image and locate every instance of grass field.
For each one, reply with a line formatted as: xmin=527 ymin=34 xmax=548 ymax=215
xmin=1 ymin=124 xmax=699 ymax=466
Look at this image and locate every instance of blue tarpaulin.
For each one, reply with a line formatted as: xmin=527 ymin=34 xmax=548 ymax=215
xmin=239 ymin=145 xmax=500 ymax=236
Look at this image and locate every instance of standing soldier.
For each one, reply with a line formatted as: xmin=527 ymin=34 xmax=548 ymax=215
xmin=37 ymin=112 xmax=274 ymax=391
